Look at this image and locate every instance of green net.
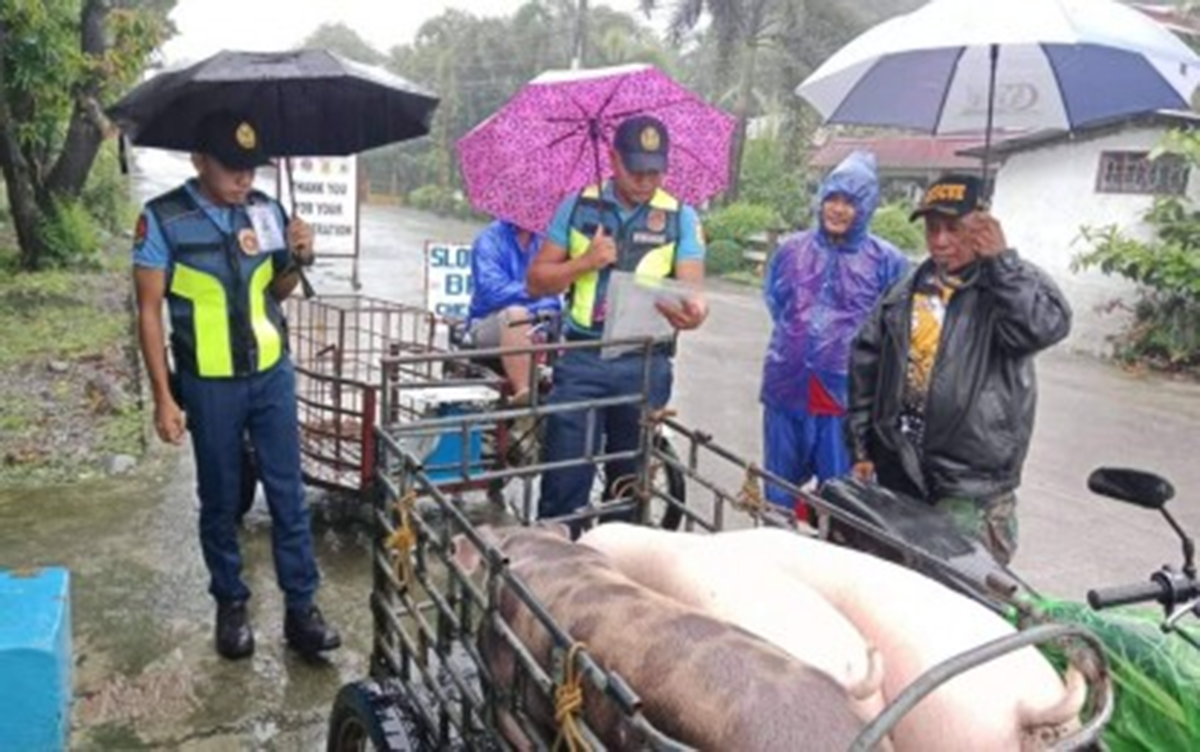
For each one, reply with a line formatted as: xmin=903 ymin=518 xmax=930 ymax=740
xmin=1033 ymin=598 xmax=1200 ymax=751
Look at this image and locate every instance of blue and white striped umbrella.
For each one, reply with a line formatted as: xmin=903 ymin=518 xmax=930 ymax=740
xmin=797 ymin=0 xmax=1200 ymax=140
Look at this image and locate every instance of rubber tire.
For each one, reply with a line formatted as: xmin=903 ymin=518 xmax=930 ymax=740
xmin=326 ymin=681 xmax=419 ymax=752
xmin=654 ymin=435 xmax=687 ymax=531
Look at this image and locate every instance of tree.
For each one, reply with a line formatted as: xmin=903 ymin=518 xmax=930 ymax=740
xmin=0 ymin=0 xmax=172 ymax=270
xmin=299 ymin=22 xmax=386 ymax=65
xmin=638 ymin=0 xmax=921 ymax=201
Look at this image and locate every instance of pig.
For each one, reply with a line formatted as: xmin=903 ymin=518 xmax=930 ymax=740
xmin=695 ymin=527 xmax=1087 ymax=752
xmin=579 ymin=522 xmax=887 ymax=721
xmin=459 ymin=526 xmax=874 ymax=751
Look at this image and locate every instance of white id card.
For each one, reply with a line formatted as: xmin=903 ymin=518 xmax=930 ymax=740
xmin=247 ymin=204 xmax=286 ymax=251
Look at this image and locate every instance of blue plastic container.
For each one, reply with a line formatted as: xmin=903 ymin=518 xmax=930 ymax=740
xmin=0 ymin=568 xmax=72 ymax=752
xmin=423 ymin=402 xmax=486 ymax=483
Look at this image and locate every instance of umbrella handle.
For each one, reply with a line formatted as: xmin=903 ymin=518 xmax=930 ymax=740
xmin=297 ymin=267 xmax=315 ymax=299
xmin=284 ymin=156 xmax=316 ymax=299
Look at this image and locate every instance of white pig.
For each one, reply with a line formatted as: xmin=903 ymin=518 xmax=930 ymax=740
xmin=579 ymin=522 xmax=887 ymax=721
xmin=700 ymin=527 xmax=1086 ymax=752
xmin=460 ymin=527 xmax=874 ymax=751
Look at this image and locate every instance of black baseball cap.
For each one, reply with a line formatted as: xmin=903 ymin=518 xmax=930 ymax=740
xmin=910 ymin=174 xmax=986 ymax=221
xmin=613 ymin=115 xmax=669 ymax=173
xmin=194 ymin=110 xmax=271 ymax=171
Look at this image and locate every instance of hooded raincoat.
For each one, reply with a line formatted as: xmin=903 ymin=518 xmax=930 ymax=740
xmin=760 ymin=151 xmax=908 ymax=503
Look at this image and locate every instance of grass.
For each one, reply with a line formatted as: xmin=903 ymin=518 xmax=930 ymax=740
xmin=0 ymin=231 xmax=143 ymax=486
xmin=0 ymin=255 xmax=129 ymax=370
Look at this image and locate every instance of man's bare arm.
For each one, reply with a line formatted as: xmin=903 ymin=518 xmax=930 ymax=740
xmin=134 ymin=268 xmax=186 ymax=444
xmin=527 ymin=227 xmax=616 ymax=297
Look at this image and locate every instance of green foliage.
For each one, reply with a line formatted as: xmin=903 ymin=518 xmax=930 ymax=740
xmin=407 ymin=183 xmax=485 ymax=222
xmin=705 ymin=238 xmax=746 ymax=276
xmin=39 ymin=198 xmax=102 ymax=269
xmin=82 ymin=140 xmax=135 ymax=233
xmin=1074 ymin=129 xmax=1200 ymax=367
xmin=738 ymin=138 xmax=805 ymax=228
xmin=1 ymin=0 xmax=84 ymax=154
xmin=704 ymin=201 xmax=783 ymax=246
xmin=871 ymin=203 xmax=925 ymax=257
xmin=0 ymin=269 xmax=125 ymax=368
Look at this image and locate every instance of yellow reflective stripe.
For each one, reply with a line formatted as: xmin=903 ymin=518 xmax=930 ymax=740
xmin=249 ymin=261 xmax=282 ymax=371
xmin=568 ymin=228 xmax=598 ymax=327
xmin=649 ymin=189 xmax=679 ymax=211
xmin=170 ymin=265 xmax=232 ymax=377
xmin=581 ymin=185 xmax=601 ymax=199
xmin=635 ymin=243 xmax=676 ymax=278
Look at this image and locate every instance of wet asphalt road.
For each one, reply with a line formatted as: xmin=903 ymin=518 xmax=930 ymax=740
xmin=1 ymin=148 xmax=1198 ymax=748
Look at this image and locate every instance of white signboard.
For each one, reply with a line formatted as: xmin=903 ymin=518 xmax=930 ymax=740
xmin=278 ymin=156 xmax=359 ymax=258
xmin=424 ymin=241 xmax=473 ymax=320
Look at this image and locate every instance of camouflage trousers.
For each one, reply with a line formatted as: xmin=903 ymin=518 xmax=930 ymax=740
xmin=933 ymin=491 xmax=1019 ymax=566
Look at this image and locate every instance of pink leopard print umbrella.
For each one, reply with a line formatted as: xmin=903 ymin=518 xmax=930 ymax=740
xmin=457 ymin=64 xmax=736 ymax=233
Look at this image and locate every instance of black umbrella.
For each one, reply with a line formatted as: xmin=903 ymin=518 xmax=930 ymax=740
xmin=108 ymin=49 xmax=439 ymax=297
xmin=107 ymin=48 xmax=439 ymax=156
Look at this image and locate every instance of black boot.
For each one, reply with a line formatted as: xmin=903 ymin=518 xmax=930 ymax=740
xmin=284 ymin=604 xmax=341 ymax=657
xmin=215 ymin=600 xmax=255 ymax=660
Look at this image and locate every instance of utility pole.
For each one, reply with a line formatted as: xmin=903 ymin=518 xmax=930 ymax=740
xmin=573 ymin=0 xmax=589 ymax=69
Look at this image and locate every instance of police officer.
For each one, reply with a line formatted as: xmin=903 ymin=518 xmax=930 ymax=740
xmin=528 ymin=114 xmax=708 ymax=520
xmin=132 ymin=110 xmax=340 ymax=660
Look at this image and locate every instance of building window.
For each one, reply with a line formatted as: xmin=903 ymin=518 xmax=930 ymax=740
xmin=1096 ymin=151 xmax=1189 ymax=196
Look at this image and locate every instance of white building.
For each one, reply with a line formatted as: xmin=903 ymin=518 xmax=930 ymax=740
xmin=966 ymin=111 xmax=1200 ymax=356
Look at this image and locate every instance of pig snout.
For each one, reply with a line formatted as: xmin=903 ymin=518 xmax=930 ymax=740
xmin=483 ymin=528 xmax=872 ymax=751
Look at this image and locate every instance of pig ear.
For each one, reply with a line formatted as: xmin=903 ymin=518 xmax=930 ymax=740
xmin=452 ymin=532 xmax=482 ymax=574
xmin=452 ymin=524 xmax=505 ymax=574
xmin=535 ymin=521 xmax=572 ymax=539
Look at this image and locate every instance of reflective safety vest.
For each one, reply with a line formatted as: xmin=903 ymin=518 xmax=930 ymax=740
xmin=149 ymin=187 xmax=287 ymax=378
xmin=565 ymin=185 xmax=680 ymax=336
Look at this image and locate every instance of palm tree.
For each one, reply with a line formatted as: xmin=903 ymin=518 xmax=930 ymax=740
xmin=638 ymin=0 xmax=920 ymax=201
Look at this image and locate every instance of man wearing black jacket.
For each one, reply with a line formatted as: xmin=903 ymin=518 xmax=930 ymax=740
xmin=847 ymin=175 xmax=1072 ymax=564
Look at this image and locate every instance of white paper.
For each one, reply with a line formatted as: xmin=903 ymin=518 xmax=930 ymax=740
xmin=600 ymin=271 xmax=696 ymax=358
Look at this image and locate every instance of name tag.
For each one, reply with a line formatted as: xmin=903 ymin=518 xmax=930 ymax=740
xmin=631 ymin=231 xmax=667 ymax=245
xmin=247 ymin=204 xmax=285 ymax=252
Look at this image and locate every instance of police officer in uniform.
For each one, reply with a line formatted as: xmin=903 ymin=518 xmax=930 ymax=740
xmin=132 ymin=110 xmax=340 ymax=660
xmin=528 ymin=114 xmax=708 ymax=520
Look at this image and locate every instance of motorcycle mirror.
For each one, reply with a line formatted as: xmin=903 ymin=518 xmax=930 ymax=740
xmin=1088 ymin=467 xmax=1175 ymax=510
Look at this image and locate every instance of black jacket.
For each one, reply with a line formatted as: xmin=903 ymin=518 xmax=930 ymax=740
xmin=847 ymin=250 xmax=1072 ymax=500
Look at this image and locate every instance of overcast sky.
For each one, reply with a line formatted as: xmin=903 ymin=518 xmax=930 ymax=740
xmin=162 ymin=1 xmax=655 ymax=65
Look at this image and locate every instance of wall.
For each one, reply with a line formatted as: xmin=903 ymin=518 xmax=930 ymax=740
xmin=989 ymin=126 xmax=1200 ymax=356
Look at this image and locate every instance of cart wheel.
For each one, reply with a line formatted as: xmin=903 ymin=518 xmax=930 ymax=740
xmin=327 ymin=680 xmax=420 ymax=752
xmin=654 ymin=435 xmax=687 ymax=531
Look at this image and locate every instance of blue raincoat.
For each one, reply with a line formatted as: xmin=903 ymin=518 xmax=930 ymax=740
xmin=760 ymin=151 xmax=908 ymax=501
xmin=467 ymin=220 xmax=560 ymax=325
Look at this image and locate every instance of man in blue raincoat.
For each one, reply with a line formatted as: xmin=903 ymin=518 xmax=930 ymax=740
xmin=466 ymin=220 xmax=561 ymax=403
xmin=760 ymin=151 xmax=909 ymax=519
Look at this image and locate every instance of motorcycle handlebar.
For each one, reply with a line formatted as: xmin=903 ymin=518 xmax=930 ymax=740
xmin=1088 ymin=569 xmax=1200 ymax=611
xmin=1087 ymin=580 xmax=1167 ymax=610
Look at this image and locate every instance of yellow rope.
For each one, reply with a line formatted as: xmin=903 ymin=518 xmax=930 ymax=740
xmin=384 ymin=490 xmax=418 ymax=592
xmin=737 ymin=464 xmax=768 ymax=513
xmin=552 ymin=642 xmax=591 ymax=752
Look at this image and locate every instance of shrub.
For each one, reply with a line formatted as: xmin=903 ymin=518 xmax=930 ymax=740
xmin=705 ymin=238 xmax=746 ymax=277
xmin=704 ymin=201 xmax=782 ymax=246
xmin=739 ymin=138 xmax=806 ymax=228
xmin=871 ymin=203 xmax=925 ymax=257
xmin=82 ymin=140 xmax=136 ymax=233
xmin=39 ymin=198 xmax=102 ymax=269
